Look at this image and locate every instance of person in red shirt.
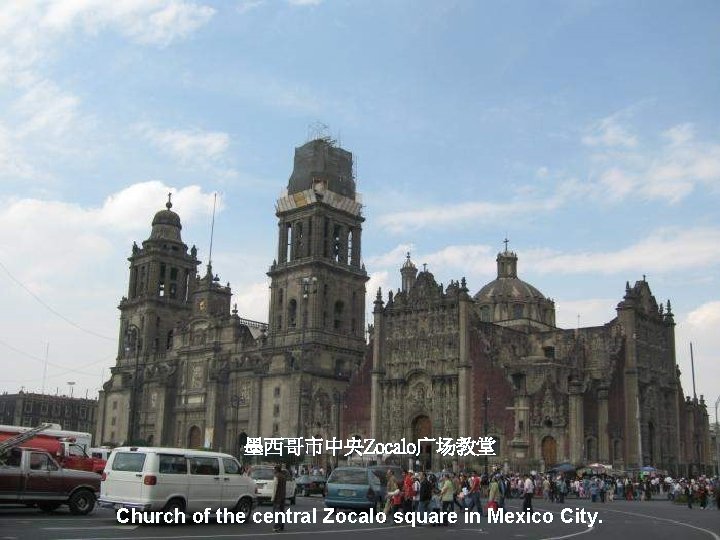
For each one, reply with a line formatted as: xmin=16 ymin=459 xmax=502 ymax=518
xmin=403 ymin=471 xmax=416 ymax=512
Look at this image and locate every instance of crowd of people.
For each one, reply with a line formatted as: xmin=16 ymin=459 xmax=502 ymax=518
xmin=378 ymin=468 xmax=720 ymax=523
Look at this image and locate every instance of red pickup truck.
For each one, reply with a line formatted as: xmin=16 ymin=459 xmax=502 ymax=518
xmin=0 ymin=447 xmax=100 ymax=514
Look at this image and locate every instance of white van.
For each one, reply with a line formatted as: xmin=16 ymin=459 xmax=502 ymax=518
xmin=98 ymin=447 xmax=256 ymax=514
xmin=249 ymin=465 xmax=296 ymax=505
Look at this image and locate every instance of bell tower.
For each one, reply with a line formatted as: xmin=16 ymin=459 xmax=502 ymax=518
xmin=268 ymin=138 xmax=368 ymax=366
xmin=263 ymin=138 xmax=368 ymax=440
xmin=99 ymin=195 xmax=200 ymax=444
xmin=118 ymin=194 xmax=200 ymax=358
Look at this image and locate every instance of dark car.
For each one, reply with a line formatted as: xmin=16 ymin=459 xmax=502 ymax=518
xmin=0 ymin=447 xmax=100 ymax=514
xmin=368 ymin=465 xmax=404 ymax=504
xmin=295 ymin=474 xmax=327 ymax=496
xmin=324 ymin=467 xmax=382 ymax=510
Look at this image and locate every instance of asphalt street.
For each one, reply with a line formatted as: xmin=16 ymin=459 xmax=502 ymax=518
xmin=0 ymin=495 xmax=718 ymax=540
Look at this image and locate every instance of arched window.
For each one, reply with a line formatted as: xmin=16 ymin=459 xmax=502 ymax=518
xmin=288 ymin=299 xmax=297 ymax=328
xmin=278 ymin=288 xmax=284 ymax=307
xmin=480 ymin=305 xmax=491 ymax=322
xmin=334 ymin=301 xmax=344 ymax=331
xmin=513 ymin=304 xmax=524 ymax=319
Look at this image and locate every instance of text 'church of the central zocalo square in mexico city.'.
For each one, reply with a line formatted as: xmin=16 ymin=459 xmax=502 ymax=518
xmin=97 ymin=138 xmax=713 ymax=477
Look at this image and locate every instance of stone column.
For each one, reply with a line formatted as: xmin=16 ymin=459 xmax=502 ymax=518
xmin=370 ymin=293 xmax=384 ymax=440
xmin=569 ymin=380 xmax=584 ymax=464
xmin=278 ymin=221 xmax=288 ymax=263
xmin=154 ymin=386 xmax=167 ymax=446
xmin=351 ymin=227 xmax=361 ymax=267
xmin=457 ymin=295 xmax=469 ymax=436
xmin=597 ymin=385 xmax=609 ymax=462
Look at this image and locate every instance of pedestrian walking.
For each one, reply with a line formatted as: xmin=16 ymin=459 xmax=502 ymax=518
xmin=440 ymin=473 xmax=455 ymax=526
xmin=272 ymin=465 xmax=287 ymax=532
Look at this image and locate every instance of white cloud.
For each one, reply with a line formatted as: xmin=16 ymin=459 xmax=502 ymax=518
xmin=138 ymin=124 xmax=231 ymax=163
xmin=599 ymin=167 xmax=636 ymax=200
xmin=39 ymin=0 xmax=215 ymax=47
xmin=582 ymin=114 xmax=638 ymax=148
xmin=366 ymin=270 xmax=390 ymax=302
xmin=585 ymin=120 xmax=720 ymax=204
xmin=663 ymin=123 xmax=695 ymax=147
xmin=526 ymin=227 xmax=720 ymax=275
xmin=12 ymin=79 xmax=81 ymax=139
xmin=232 ymin=280 xmax=270 ymax=322
xmin=554 ymin=298 xmax=617 ymax=329
xmin=365 ymin=243 xmax=415 ymax=268
xmin=0 ymin=182 xmax=217 ymax=288
xmin=675 ymin=301 xmax=720 ymax=413
xmin=377 ymin=196 xmax=564 ymax=233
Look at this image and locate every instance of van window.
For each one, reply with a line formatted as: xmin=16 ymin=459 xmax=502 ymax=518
xmin=189 ymin=457 xmax=219 ymax=476
xmin=159 ymin=454 xmax=188 ymax=475
xmin=223 ymin=458 xmax=242 ymax=475
xmin=92 ymin=452 xmax=105 ymax=459
xmin=112 ymin=452 xmax=146 ymax=472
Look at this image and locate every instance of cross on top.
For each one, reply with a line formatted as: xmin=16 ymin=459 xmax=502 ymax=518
xmin=166 ymin=192 xmax=173 ymax=209
xmin=503 ymin=237 xmax=509 ymax=252
xmin=423 ymin=263 xmax=427 ymax=272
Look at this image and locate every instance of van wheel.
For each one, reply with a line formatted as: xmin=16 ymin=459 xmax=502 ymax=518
xmin=235 ymin=497 xmax=252 ymax=516
xmin=38 ymin=503 xmax=61 ymax=513
xmin=69 ymin=489 xmax=96 ymax=515
xmin=163 ymin=498 xmax=186 ymax=514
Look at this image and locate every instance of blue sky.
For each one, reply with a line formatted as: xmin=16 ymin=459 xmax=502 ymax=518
xmin=0 ymin=0 xmax=718 ymax=414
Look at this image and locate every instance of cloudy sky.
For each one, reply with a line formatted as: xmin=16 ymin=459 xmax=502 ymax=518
xmin=0 ymin=1 xmax=718 ymax=416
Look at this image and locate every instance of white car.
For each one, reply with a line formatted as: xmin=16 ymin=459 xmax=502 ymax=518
xmin=98 ymin=447 xmax=256 ymax=514
xmin=249 ymin=465 xmax=296 ymax=505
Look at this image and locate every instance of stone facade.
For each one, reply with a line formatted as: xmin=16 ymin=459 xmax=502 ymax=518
xmin=98 ymin=139 xmax=712 ymax=476
xmin=98 ymin=138 xmax=366 ymax=465
xmin=358 ymin=250 xmax=713 ymax=476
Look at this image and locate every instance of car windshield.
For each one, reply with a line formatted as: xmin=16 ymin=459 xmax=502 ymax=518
xmin=251 ymin=468 xmax=275 ymax=480
xmin=329 ymin=469 xmax=368 ymax=485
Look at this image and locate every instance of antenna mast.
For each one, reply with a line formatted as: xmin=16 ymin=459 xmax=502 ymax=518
xmin=208 ymin=193 xmax=217 ymax=268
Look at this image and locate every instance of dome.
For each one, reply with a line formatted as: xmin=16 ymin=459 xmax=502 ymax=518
xmin=474 ymin=247 xmax=555 ymax=327
xmin=474 ymin=276 xmax=546 ymax=303
xmin=149 ymin=195 xmax=183 ymax=242
xmin=152 ymin=208 xmax=181 ymax=229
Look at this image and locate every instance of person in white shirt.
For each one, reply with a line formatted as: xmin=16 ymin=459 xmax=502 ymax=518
xmin=523 ymin=474 xmax=534 ymax=512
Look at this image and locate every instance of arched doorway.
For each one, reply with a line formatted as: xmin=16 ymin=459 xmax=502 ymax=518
xmin=412 ymin=415 xmax=432 ymax=470
xmin=541 ymin=435 xmax=557 ymax=467
xmin=187 ymin=425 xmax=202 ymax=448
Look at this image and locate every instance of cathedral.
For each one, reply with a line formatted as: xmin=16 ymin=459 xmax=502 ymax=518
xmin=97 ymin=138 xmax=712 ymax=476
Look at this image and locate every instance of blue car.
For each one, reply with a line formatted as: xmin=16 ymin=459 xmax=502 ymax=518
xmin=324 ymin=467 xmax=382 ymax=510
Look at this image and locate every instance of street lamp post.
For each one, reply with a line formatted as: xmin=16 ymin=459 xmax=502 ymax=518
xmin=483 ymin=389 xmax=491 ymax=476
xmin=124 ymin=323 xmax=140 ymax=444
